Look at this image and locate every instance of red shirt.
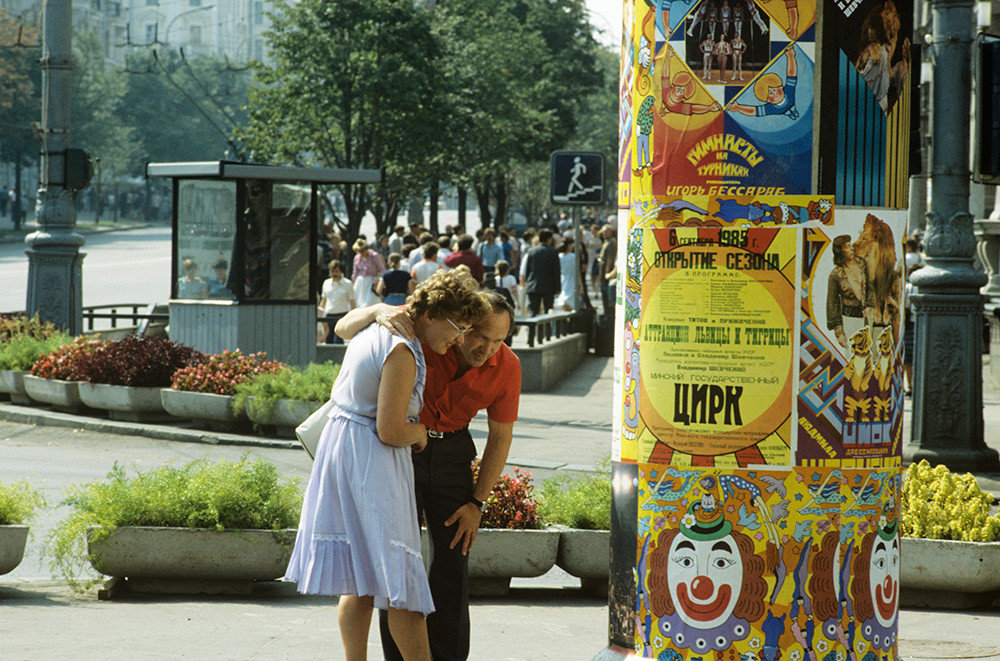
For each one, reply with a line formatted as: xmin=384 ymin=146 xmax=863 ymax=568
xmin=443 ymin=250 xmax=485 ymax=284
xmin=419 ymin=342 xmax=520 ymax=432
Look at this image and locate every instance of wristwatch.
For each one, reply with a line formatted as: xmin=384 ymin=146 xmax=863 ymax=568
xmin=468 ymin=496 xmax=485 ymax=510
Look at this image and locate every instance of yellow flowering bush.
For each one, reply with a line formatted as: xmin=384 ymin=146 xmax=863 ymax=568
xmin=901 ymin=460 xmax=1000 ymax=542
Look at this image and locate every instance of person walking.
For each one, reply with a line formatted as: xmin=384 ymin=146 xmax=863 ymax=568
xmin=286 ymin=268 xmax=489 ymax=661
xmin=318 ymin=262 xmax=355 ymax=345
xmin=336 ymin=291 xmax=521 ymax=661
xmin=522 ymin=229 xmax=561 ymax=315
xmin=477 ymin=228 xmax=504 ymax=282
xmin=378 ymin=252 xmax=414 ymax=306
xmin=554 ymin=238 xmax=580 ymax=311
xmin=443 ymin=234 xmax=485 ymax=284
xmin=352 ymin=238 xmax=387 ymax=308
xmin=411 ymin=242 xmax=442 ymax=286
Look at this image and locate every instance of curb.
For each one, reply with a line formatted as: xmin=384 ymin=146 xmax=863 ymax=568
xmin=0 ymin=401 xmax=299 ymax=451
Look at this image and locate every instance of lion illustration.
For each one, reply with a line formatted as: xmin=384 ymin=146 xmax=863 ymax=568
xmin=854 ymin=214 xmax=901 ymax=339
xmin=843 ymin=326 xmax=874 ymax=422
xmin=871 ymin=326 xmax=895 ymax=421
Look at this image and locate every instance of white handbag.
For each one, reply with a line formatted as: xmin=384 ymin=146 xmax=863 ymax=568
xmin=295 ymin=399 xmax=335 ymax=459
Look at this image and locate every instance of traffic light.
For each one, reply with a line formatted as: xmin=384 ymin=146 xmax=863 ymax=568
xmin=64 ymin=148 xmax=93 ymax=190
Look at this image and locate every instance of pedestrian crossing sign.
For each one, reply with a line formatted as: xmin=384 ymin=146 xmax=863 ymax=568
xmin=550 ymin=151 xmax=604 ymax=205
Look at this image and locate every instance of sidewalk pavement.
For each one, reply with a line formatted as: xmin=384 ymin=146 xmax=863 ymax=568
xmin=2 ymin=351 xmax=1000 ymax=658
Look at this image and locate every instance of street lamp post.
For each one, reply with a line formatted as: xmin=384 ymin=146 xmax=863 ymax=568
xmin=165 ymin=5 xmax=214 ymax=47
xmin=903 ymin=0 xmax=1000 ymax=471
xmin=26 ymin=0 xmax=85 ymax=333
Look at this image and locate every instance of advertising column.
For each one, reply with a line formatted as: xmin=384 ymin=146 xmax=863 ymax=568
xmin=610 ymin=0 xmax=911 ymax=657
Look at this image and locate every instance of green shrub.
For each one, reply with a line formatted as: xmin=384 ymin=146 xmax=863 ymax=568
xmin=538 ymin=463 xmax=611 ymax=530
xmin=0 ymin=479 xmax=46 ymax=525
xmin=0 ymin=313 xmax=63 ymax=343
xmin=0 ymin=332 xmax=73 ymax=371
xmin=46 ymin=456 xmax=303 ymax=589
xmin=232 ymin=362 xmax=341 ymax=418
xmin=902 ymin=460 xmax=1000 ymax=542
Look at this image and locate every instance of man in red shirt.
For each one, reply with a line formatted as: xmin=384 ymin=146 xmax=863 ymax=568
xmin=335 ymin=291 xmax=520 ymax=661
xmin=443 ymin=233 xmax=485 ymax=284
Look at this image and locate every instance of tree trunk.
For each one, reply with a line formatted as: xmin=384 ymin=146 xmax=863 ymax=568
xmin=457 ymin=186 xmax=467 ymax=229
xmin=428 ymin=180 xmax=439 ymax=235
xmin=475 ymin=175 xmax=492 ymax=231
xmin=494 ymin=175 xmax=507 ymax=230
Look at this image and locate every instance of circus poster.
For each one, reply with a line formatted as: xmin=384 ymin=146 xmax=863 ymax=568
xmin=625 ymin=0 xmax=817 ymax=201
xmin=798 ymin=208 xmax=907 ymax=465
xmin=635 ymin=225 xmax=797 ymax=466
xmin=815 ymin=0 xmax=913 ymax=207
xmin=619 ymin=193 xmax=834 ymax=465
xmin=635 ymin=464 xmax=900 ymax=659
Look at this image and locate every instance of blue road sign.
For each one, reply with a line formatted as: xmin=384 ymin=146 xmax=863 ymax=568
xmin=550 ymin=151 xmax=604 ymax=205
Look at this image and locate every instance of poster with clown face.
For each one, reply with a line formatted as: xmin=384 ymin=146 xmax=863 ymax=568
xmin=636 ymin=464 xmax=900 ymax=659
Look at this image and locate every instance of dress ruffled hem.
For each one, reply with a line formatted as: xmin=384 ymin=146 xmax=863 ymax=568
xmin=284 ymin=532 xmax=434 ymax=616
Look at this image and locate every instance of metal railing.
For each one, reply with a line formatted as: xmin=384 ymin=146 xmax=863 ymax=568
xmin=81 ymin=303 xmax=169 ymax=333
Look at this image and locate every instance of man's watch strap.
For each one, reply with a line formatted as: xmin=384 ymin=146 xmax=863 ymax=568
xmin=469 ymin=496 xmax=485 ymax=510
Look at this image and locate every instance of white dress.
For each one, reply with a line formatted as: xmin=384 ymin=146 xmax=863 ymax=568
xmin=284 ymin=323 xmax=434 ymax=615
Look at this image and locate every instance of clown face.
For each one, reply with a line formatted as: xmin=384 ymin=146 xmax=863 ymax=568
xmin=870 ymin=536 xmax=899 ymax=628
xmin=667 ymin=533 xmax=744 ymax=629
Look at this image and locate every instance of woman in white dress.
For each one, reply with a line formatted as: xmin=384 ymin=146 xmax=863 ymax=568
xmin=285 ymin=268 xmax=489 ymax=661
xmin=554 ymin=238 xmax=579 ymax=311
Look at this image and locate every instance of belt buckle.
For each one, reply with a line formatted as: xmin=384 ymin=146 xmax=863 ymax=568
xmin=427 ymin=429 xmax=445 ymax=439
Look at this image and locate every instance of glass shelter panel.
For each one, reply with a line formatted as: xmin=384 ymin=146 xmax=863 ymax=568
xmin=243 ymin=179 xmax=313 ymax=301
xmin=175 ymin=179 xmax=237 ymax=300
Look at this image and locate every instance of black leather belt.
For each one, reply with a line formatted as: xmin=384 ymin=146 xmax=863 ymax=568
xmin=427 ymin=427 xmax=468 ymax=439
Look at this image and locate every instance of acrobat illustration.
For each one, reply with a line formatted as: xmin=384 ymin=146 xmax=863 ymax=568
xmin=731 ymin=45 xmax=798 ymax=119
xmin=660 ymin=47 xmax=722 ymax=116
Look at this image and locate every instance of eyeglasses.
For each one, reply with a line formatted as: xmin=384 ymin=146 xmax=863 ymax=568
xmin=444 ymin=317 xmax=472 ymax=336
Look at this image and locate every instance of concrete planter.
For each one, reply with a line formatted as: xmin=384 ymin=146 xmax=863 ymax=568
xmin=86 ymin=526 xmax=297 ymax=596
xmin=556 ymin=528 xmax=610 ymax=596
xmin=160 ymin=389 xmax=246 ymax=430
xmin=901 ymin=537 xmax=1000 ymax=608
xmin=246 ymin=398 xmax=323 ymax=438
xmin=0 ymin=525 xmax=29 ymax=575
xmin=0 ymin=370 xmax=31 ymax=404
xmin=23 ymin=375 xmax=84 ymax=410
xmin=466 ymin=527 xmax=559 ymax=596
xmin=78 ymin=383 xmax=171 ymax=422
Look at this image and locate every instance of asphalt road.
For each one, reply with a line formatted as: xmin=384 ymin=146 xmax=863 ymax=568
xmin=0 ymin=224 xmax=172 ymax=314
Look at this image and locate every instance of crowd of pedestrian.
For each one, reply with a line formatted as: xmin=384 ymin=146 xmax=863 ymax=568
xmin=315 ymin=213 xmax=619 ymax=344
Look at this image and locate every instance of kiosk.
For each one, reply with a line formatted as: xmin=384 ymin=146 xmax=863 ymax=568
xmin=147 ymin=161 xmax=381 ymax=364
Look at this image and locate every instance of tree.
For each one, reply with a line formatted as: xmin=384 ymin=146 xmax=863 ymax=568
xmin=568 ymin=44 xmax=619 ymax=208
xmin=120 ymin=49 xmax=250 ymax=170
xmin=238 ymin=0 xmax=448 ymax=242
xmin=0 ymin=13 xmax=41 ymax=228
xmin=435 ymin=0 xmax=603 ymax=229
xmin=71 ymin=31 xmax=142 ymax=179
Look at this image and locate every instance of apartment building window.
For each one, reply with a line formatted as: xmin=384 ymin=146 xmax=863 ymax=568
xmin=145 ymin=23 xmax=156 ymax=43
xmin=254 ymin=2 xmax=264 ymax=25
xmin=91 ymin=0 xmax=101 ymax=10
xmin=190 ymin=0 xmax=202 ymax=6
xmin=190 ymin=25 xmax=202 ymax=43
xmin=110 ymin=2 xmax=121 ymax=16
xmin=145 ymin=0 xmax=157 ymax=5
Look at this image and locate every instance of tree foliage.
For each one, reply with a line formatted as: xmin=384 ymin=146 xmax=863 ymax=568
xmin=118 ymin=49 xmax=250 ymax=171
xmin=0 ymin=13 xmax=41 ymax=174
xmin=238 ymin=0 xmax=446 ymax=241
xmin=71 ymin=31 xmax=142 ymax=178
xmin=435 ymin=0 xmax=603 ymax=229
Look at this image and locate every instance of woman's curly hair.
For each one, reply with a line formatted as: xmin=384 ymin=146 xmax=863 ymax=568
xmin=408 ymin=266 xmax=489 ymax=327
